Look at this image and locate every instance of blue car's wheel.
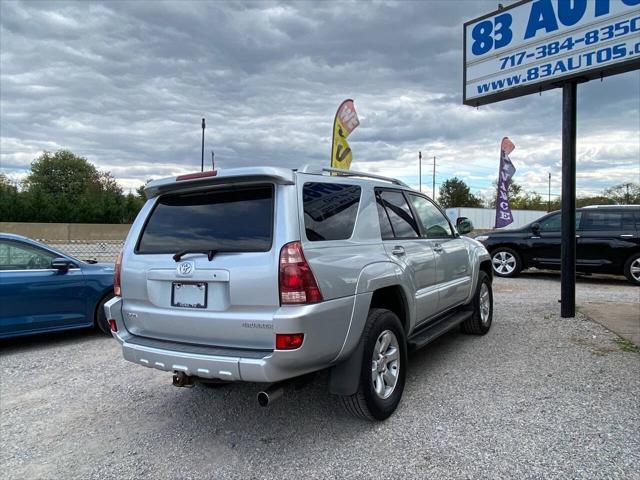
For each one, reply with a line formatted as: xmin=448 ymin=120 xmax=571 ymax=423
xmin=95 ymin=292 xmax=115 ymax=335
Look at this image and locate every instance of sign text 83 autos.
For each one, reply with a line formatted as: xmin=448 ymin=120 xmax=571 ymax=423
xmin=464 ymin=0 xmax=640 ymax=105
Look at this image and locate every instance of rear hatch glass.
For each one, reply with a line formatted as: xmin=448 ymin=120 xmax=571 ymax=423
xmin=136 ymin=185 xmax=274 ymax=254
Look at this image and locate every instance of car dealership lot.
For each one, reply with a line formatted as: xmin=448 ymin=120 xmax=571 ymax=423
xmin=1 ymin=275 xmax=638 ymax=480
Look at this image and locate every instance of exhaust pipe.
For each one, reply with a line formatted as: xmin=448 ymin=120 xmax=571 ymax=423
xmin=172 ymin=371 xmax=194 ymax=388
xmin=257 ymin=384 xmax=284 ymax=407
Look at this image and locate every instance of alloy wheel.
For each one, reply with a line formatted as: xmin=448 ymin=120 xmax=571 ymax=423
xmin=631 ymin=258 xmax=640 ymax=282
xmin=371 ymin=330 xmax=400 ymax=400
xmin=492 ymin=251 xmax=516 ymax=275
xmin=480 ymin=282 xmax=491 ymax=324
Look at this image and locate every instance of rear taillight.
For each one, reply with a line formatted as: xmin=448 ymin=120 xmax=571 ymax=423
xmin=279 ymin=241 xmax=322 ymax=305
xmin=114 ymin=249 xmax=123 ymax=296
xmin=108 ymin=319 xmax=118 ymax=332
xmin=275 ymin=333 xmax=304 ymax=350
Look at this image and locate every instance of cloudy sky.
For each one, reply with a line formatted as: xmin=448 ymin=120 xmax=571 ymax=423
xmin=1 ymin=0 xmax=639 ymax=201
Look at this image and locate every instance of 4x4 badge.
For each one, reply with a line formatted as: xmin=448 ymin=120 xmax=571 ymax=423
xmin=177 ymin=261 xmax=194 ymax=276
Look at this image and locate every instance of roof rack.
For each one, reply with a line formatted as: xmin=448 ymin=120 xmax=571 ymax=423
xmin=299 ymin=165 xmax=409 ymax=187
xmin=581 ymin=204 xmax=638 ymax=209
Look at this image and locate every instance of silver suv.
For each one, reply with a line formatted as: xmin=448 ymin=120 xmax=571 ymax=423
xmin=105 ymin=166 xmax=493 ymax=420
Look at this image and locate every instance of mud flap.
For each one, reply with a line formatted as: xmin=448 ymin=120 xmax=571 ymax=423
xmin=328 ymin=341 xmax=364 ymax=396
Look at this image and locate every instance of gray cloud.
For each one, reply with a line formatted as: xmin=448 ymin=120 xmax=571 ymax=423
xmin=1 ymin=0 xmax=638 ymax=197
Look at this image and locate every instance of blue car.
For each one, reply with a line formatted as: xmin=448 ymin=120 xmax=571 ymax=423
xmin=0 ymin=233 xmax=115 ymax=339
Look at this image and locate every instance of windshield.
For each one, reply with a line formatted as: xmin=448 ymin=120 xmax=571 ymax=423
xmin=136 ymin=185 xmax=274 ymax=254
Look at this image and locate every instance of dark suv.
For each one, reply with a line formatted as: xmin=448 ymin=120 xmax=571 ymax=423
xmin=475 ymin=205 xmax=640 ymax=285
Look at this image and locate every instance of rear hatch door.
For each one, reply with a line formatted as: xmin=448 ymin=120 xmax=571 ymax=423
xmin=122 ymin=183 xmax=287 ymax=349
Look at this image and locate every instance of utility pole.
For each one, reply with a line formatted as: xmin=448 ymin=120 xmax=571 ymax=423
xmin=418 ymin=151 xmax=422 ymax=192
xmin=201 ymin=118 xmax=206 ymax=172
xmin=626 ymin=183 xmax=630 ymax=204
xmin=548 ymin=172 xmax=551 ymax=212
xmin=432 ymin=156 xmax=436 ymax=199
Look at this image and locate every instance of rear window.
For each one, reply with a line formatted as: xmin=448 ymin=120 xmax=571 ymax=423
xmin=582 ymin=210 xmax=637 ymax=231
xmin=303 ymin=182 xmax=361 ymax=241
xmin=137 ymin=185 xmax=274 ymax=254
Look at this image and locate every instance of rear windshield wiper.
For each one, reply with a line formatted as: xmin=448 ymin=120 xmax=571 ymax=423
xmin=173 ymin=250 xmax=218 ymax=262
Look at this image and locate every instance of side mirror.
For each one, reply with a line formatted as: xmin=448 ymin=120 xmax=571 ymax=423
xmin=51 ymin=258 xmax=74 ymax=273
xmin=531 ymin=222 xmax=540 ymax=235
xmin=456 ymin=217 xmax=473 ymax=235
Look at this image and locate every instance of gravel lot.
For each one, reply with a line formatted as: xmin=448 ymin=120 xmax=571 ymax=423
xmin=2 ymin=274 xmax=639 ymax=480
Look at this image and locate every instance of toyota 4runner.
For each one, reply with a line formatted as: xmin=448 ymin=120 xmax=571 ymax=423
xmin=105 ymin=166 xmax=494 ymax=420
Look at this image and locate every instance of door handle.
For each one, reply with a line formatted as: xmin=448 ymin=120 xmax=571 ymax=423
xmin=392 ymin=246 xmax=405 ymax=256
xmin=620 ymin=234 xmax=634 ymax=238
xmin=433 ymin=244 xmax=444 ymax=253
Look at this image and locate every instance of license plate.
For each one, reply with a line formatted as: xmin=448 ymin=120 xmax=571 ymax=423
xmin=171 ymin=282 xmax=207 ymax=309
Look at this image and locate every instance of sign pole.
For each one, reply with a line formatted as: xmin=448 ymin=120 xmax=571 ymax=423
xmin=201 ymin=118 xmax=206 ymax=172
xmin=418 ymin=151 xmax=422 ymax=192
xmin=560 ymin=81 xmax=577 ymax=318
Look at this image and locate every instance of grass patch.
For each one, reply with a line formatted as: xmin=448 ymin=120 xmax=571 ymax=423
xmin=616 ymin=339 xmax=640 ymax=353
xmin=569 ymin=336 xmax=617 ymax=356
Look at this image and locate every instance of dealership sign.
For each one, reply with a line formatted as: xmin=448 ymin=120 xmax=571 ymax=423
xmin=464 ymin=0 xmax=640 ymax=106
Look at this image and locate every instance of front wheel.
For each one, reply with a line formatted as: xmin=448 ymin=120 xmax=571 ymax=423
xmin=624 ymin=253 xmax=640 ymax=286
xmin=340 ymin=308 xmax=407 ymax=421
xmin=461 ymin=271 xmax=493 ymax=335
xmin=491 ymin=248 xmax=521 ymax=277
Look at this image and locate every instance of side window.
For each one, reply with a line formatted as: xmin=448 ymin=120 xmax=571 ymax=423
xmin=582 ymin=211 xmax=626 ymax=231
xmin=0 ymin=241 xmax=56 ymax=270
xmin=375 ymin=195 xmax=394 ymax=239
xmin=539 ymin=212 xmax=582 ymax=232
xmin=408 ymin=195 xmax=453 ymax=239
xmin=303 ymin=182 xmax=361 ymax=241
xmin=538 ymin=213 xmax=561 ymax=231
xmin=376 ymin=190 xmax=419 ymax=238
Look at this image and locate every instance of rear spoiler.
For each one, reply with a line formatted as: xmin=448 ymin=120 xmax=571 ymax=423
xmin=144 ymin=167 xmax=296 ymax=199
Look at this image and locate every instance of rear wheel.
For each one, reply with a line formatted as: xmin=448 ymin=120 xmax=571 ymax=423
xmin=95 ymin=292 xmax=115 ymax=334
xmin=340 ymin=308 xmax=407 ymax=421
xmin=624 ymin=254 xmax=640 ymax=286
xmin=491 ymin=248 xmax=521 ymax=277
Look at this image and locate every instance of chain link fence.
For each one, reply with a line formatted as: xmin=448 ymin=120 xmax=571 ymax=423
xmin=45 ymin=240 xmax=123 ymax=263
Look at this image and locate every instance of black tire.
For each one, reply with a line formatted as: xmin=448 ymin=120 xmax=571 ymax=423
xmin=623 ymin=253 xmax=640 ymax=286
xmin=490 ymin=247 xmax=522 ymax=277
xmin=340 ymin=308 xmax=407 ymax=421
xmin=461 ymin=271 xmax=493 ymax=335
xmin=95 ymin=292 xmax=115 ymax=335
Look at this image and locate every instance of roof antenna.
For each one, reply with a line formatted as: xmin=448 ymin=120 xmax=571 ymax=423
xmin=211 ymin=150 xmax=215 ymax=170
xmin=201 ymin=118 xmax=206 ymax=172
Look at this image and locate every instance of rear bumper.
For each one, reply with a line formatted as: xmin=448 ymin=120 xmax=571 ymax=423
xmin=103 ymin=295 xmax=355 ymax=383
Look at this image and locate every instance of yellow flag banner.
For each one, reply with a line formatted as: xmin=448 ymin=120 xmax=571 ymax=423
xmin=331 ymin=99 xmax=360 ymax=170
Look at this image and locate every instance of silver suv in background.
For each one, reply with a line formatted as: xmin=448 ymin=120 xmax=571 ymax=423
xmin=105 ymin=166 xmax=494 ymax=420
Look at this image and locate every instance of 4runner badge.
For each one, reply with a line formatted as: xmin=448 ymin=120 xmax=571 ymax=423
xmin=177 ymin=261 xmax=194 ymax=276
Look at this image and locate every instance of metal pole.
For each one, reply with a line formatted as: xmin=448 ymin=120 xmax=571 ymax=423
xmin=201 ymin=118 xmax=206 ymax=172
xmin=548 ymin=172 xmax=551 ymax=212
xmin=561 ymin=82 xmax=577 ymax=318
xmin=419 ymin=151 xmax=422 ymax=192
xmin=432 ymin=156 xmax=436 ymax=199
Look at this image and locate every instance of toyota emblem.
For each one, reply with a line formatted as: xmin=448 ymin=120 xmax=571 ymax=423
xmin=177 ymin=261 xmax=194 ymax=276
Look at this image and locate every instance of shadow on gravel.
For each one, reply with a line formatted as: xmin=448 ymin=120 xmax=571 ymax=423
xmin=0 ymin=328 xmax=108 ymax=354
xmin=147 ymin=327 xmax=467 ymax=445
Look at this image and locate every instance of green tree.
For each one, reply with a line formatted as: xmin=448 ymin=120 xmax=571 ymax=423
xmin=0 ymin=173 xmax=21 ymax=221
xmin=21 ymin=150 xmax=126 ymax=223
xmin=575 ymin=196 xmax=615 ymax=208
xmin=438 ymin=177 xmax=483 ymax=209
xmin=603 ymin=182 xmax=640 ymax=205
xmin=488 ymin=181 xmax=547 ymax=210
